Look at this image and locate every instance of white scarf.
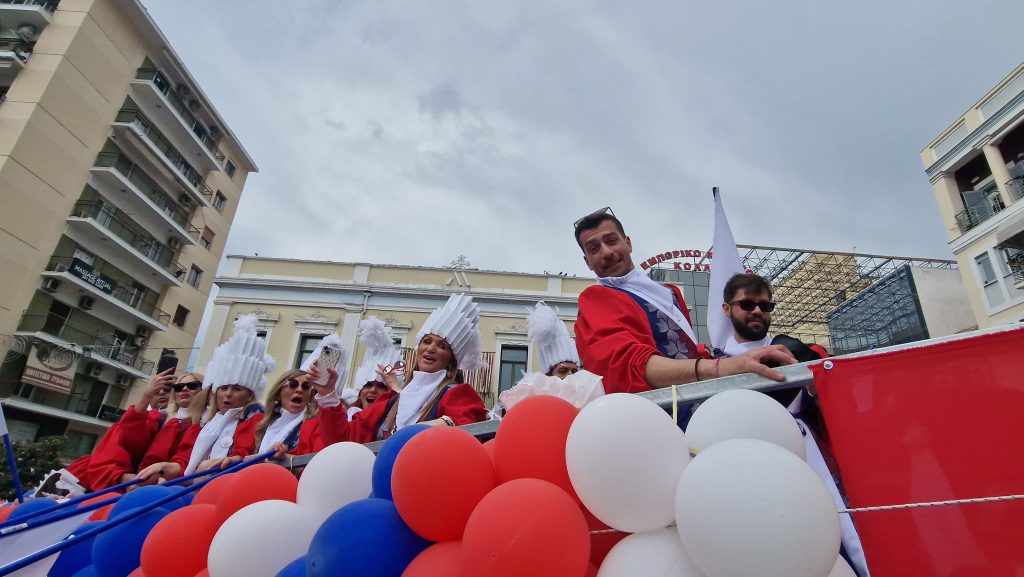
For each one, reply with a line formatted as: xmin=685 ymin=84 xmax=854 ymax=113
xmin=175 ymin=407 xmax=190 ymax=419
xmin=184 ymin=408 xmax=241 ymax=475
xmin=258 ymin=409 xmax=305 ymax=453
xmin=722 ymin=335 xmax=771 ymax=357
xmin=597 ymin=268 xmax=698 ymax=344
xmin=385 ymin=369 xmax=447 ymax=436
xmin=347 ymin=406 xmax=363 ymax=419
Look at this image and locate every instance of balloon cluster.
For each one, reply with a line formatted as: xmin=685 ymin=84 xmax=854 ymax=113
xmin=29 ymin=388 xmax=859 ymax=577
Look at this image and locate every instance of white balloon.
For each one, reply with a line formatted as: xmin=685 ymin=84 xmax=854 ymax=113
xmin=209 ymin=499 xmax=318 ymax=577
xmin=597 ymin=528 xmax=706 ymax=577
xmin=828 ymin=556 xmax=858 ymax=577
xmin=676 ymin=439 xmax=840 ymax=577
xmin=297 ymin=441 xmax=375 ymax=525
xmin=685 ymin=389 xmax=806 ymax=459
xmin=566 ymin=393 xmax=689 ymax=533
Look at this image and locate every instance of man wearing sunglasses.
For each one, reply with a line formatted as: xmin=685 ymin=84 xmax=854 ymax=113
xmin=721 ymin=273 xmax=775 ymax=357
xmin=573 ymin=208 xmax=796 ymax=396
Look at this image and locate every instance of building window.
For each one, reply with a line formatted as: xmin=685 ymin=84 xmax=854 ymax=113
xmin=186 ymin=265 xmax=202 ymax=288
xmin=295 ymin=335 xmax=319 ymax=369
xmin=173 ymin=305 xmax=189 ymax=328
xmin=225 ymin=160 xmax=236 ymax=178
xmin=497 ymin=345 xmax=528 ymax=395
xmin=200 ymin=228 xmax=215 ymax=250
xmin=212 ymin=191 xmax=227 ymax=212
xmin=976 ymin=253 xmax=997 ymax=285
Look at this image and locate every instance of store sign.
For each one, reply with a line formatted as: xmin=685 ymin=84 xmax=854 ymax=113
xmin=68 ymin=258 xmax=115 ymax=294
xmin=639 ymin=249 xmax=714 ymax=271
xmin=22 ymin=342 xmax=79 ymax=395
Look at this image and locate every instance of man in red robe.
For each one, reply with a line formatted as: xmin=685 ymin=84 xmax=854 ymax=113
xmin=572 ymin=208 xmax=796 ymax=394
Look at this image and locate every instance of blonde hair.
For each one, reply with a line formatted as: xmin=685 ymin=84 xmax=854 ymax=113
xmin=196 ymin=383 xmax=258 ymax=426
xmin=254 ymin=369 xmax=316 ymax=448
xmin=166 ymin=372 xmax=204 ymax=423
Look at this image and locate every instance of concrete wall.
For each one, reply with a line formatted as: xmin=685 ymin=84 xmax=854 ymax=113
xmin=910 ymin=267 xmax=977 ymax=337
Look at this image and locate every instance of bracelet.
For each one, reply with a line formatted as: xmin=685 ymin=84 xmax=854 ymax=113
xmin=694 ymin=358 xmax=702 ymax=382
xmin=714 ymin=358 xmax=721 ymax=379
xmin=439 ymin=415 xmax=456 ymax=427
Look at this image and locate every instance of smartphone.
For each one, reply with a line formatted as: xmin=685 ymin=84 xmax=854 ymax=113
xmin=316 ymin=346 xmax=342 ymax=384
xmin=157 ymin=353 xmax=178 ymax=375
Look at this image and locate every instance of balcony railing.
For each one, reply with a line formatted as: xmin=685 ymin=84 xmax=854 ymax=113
xmin=17 ymin=313 xmax=155 ymax=373
xmin=94 ymin=151 xmax=200 ymax=238
xmin=1006 ymin=176 xmax=1024 ymax=204
xmin=1009 ymin=254 xmax=1024 ymax=284
xmin=134 ymin=67 xmax=223 ymax=159
xmin=0 ymin=36 xmax=32 ymax=62
xmin=71 ymin=200 xmax=186 ymax=279
xmin=115 ymin=109 xmax=215 ymax=203
xmin=47 ymin=256 xmax=172 ymax=326
xmin=0 ymin=0 xmax=59 ymax=12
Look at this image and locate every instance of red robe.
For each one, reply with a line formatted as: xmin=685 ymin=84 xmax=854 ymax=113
xmin=138 ymin=417 xmax=191 ymax=471
xmin=574 ymin=283 xmax=695 ymax=395
xmin=66 ymin=407 xmax=164 ymax=491
xmin=292 ymin=417 xmax=324 ymax=456
xmin=320 ymin=384 xmax=486 ymax=445
xmin=169 ymin=411 xmax=262 ymax=473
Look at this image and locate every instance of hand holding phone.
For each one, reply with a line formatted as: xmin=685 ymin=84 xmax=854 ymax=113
xmin=315 ymin=346 xmax=342 ymax=385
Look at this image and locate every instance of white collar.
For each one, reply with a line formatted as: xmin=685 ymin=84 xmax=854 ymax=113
xmin=394 ymin=370 xmax=447 ymax=431
xmin=259 ymin=408 xmax=305 ymax=453
xmin=722 ymin=335 xmax=771 ymax=357
xmin=597 ymin=268 xmax=698 ymax=344
xmin=175 ymin=407 xmax=190 ymax=419
xmin=185 ymin=408 xmax=242 ymax=475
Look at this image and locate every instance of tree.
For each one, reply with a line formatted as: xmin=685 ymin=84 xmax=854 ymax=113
xmin=0 ymin=436 xmax=66 ymax=501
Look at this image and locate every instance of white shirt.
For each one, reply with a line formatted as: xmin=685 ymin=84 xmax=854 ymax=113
xmin=722 ymin=335 xmax=771 ymax=357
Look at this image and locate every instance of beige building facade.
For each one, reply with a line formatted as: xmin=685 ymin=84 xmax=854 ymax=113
xmin=921 ymin=61 xmax=1024 ymax=329
xmin=0 ymin=0 xmax=256 ymax=455
xmin=199 ymin=257 xmax=592 ymax=409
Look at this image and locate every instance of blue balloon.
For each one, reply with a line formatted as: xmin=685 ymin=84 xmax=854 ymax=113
xmin=48 ymin=521 xmax=103 ymax=577
xmin=91 ymin=507 xmax=169 ymax=577
xmin=109 ymin=486 xmax=178 ymax=518
xmin=371 ymin=424 xmax=431 ymax=500
xmin=307 ymin=499 xmax=430 ymax=577
xmin=71 ymin=566 xmax=100 ymax=577
xmin=276 ymin=556 xmax=306 ymax=577
xmin=176 ymin=488 xmax=196 ymax=507
xmin=8 ymin=498 xmax=59 ymax=521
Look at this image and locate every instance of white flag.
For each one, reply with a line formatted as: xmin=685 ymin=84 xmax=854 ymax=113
xmin=0 ymin=401 xmax=8 ymax=437
xmin=708 ymin=188 xmax=747 ymax=350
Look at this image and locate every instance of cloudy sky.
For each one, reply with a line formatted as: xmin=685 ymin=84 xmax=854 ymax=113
xmin=145 ymin=0 xmax=1022 ymax=277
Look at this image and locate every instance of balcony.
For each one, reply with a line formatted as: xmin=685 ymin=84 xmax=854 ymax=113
xmin=955 ymin=179 xmax=1024 ymax=235
xmin=1009 ymin=253 xmax=1024 ymax=286
xmin=16 ymin=313 xmax=155 ymax=378
xmin=42 ymin=256 xmax=171 ymax=331
xmin=91 ymin=151 xmax=200 ymax=246
xmin=0 ymin=0 xmax=57 ymax=31
xmin=1006 ymin=176 xmax=1024 ymax=204
xmin=131 ymin=67 xmax=224 ymax=171
xmin=66 ymin=200 xmax=186 ymax=287
xmin=0 ymin=36 xmax=30 ymax=82
xmin=111 ymin=109 xmax=214 ymax=207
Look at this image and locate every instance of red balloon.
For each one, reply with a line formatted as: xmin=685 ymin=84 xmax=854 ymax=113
xmin=194 ymin=570 xmax=209 ymax=577
xmin=462 ymin=479 xmax=590 ymax=577
xmin=583 ymin=508 xmax=627 ymax=567
xmin=88 ymin=503 xmax=114 ymax=521
xmin=77 ymin=494 xmax=114 ymax=508
xmin=481 ymin=439 xmax=496 ymax=464
xmin=392 ymin=427 xmax=497 ymax=542
xmin=127 ymin=568 xmax=146 ymax=577
xmin=192 ymin=473 xmax=234 ymax=506
xmin=140 ymin=504 xmax=219 ymax=577
xmin=0 ymin=504 xmax=16 ymax=522
xmin=493 ymin=396 xmax=580 ymax=500
xmin=213 ymin=464 xmax=298 ymax=525
xmin=585 ymin=563 xmax=598 ymax=577
xmin=402 ymin=541 xmax=461 ymax=577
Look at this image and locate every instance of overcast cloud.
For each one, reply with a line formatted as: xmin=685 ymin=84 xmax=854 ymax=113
xmin=144 ymin=0 xmax=1023 ymax=277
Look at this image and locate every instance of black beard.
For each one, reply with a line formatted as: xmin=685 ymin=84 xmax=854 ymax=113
xmin=733 ymin=316 xmax=769 ymax=341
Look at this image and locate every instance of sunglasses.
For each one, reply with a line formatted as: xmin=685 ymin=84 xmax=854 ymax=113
xmin=171 ymin=381 xmax=202 ymax=392
xmin=284 ymin=379 xmax=311 ymax=392
xmin=729 ymin=299 xmax=776 ymax=313
xmin=573 ymin=206 xmax=615 ymax=229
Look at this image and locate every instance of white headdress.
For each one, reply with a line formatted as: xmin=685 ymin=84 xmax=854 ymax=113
xmin=415 ymin=293 xmax=486 ymax=371
xmin=204 ymin=314 xmax=275 ymax=397
xmin=299 ymin=332 xmax=348 ymax=384
xmin=528 ymin=302 xmax=581 ymax=373
xmin=353 ymin=317 xmax=402 ymax=385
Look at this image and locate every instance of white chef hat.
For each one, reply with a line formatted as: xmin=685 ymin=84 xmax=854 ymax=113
xmin=528 ymin=301 xmax=580 ymax=374
xmin=205 ymin=314 xmax=276 ymax=396
xmin=353 ymin=317 xmax=402 ymax=386
xmin=414 ymin=293 xmax=486 ymax=371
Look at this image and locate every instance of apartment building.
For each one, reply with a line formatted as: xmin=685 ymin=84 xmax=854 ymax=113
xmin=0 ymin=0 xmax=256 ymax=455
xmin=921 ymin=61 xmax=1024 ymax=329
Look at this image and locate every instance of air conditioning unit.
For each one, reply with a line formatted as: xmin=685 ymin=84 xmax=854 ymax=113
xmin=179 ymin=193 xmax=193 ymax=205
xmin=41 ymin=278 xmax=61 ymax=293
xmin=116 ymin=374 xmax=131 ymax=386
xmin=132 ymin=335 xmax=148 ymax=348
xmin=74 ymin=210 xmax=91 ymax=219
xmin=135 ymin=326 xmax=152 ymax=339
xmin=167 ymin=237 xmax=182 ymax=250
xmin=79 ymin=296 xmax=95 ymax=310
xmin=87 ymin=363 xmax=103 ymax=378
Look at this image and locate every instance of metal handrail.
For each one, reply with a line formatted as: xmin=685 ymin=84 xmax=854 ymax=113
xmin=1008 ymin=254 xmax=1024 ymax=284
xmin=954 ymin=202 xmax=1003 ymax=234
xmin=15 ymin=314 xmax=154 ymax=373
xmin=0 ymin=36 xmax=32 ymax=63
xmin=114 ymin=109 xmax=215 ymax=204
xmin=133 ymin=67 xmax=219 ymax=154
xmin=0 ymin=0 xmax=59 ymax=12
xmin=70 ymin=200 xmax=187 ymax=279
xmin=1005 ymin=176 xmax=1024 ymax=203
xmin=46 ymin=256 xmax=172 ymax=326
xmin=94 ymin=152 xmax=199 ymax=238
